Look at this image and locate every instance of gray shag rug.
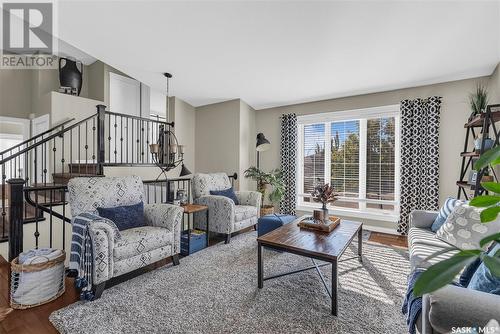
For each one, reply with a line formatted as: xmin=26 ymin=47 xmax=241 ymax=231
xmin=50 ymin=231 xmax=410 ymax=333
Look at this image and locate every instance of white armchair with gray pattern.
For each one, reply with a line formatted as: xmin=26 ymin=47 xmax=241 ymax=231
xmin=67 ymin=176 xmax=183 ymax=298
xmin=192 ymin=173 xmax=261 ymax=243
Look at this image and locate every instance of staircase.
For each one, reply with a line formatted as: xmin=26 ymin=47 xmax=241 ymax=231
xmin=0 ymin=105 xmax=179 ymax=261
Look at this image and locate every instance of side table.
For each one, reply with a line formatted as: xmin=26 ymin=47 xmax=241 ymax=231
xmin=180 ymin=204 xmax=209 ymax=255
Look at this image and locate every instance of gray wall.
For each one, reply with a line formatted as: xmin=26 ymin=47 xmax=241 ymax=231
xmin=195 ymin=99 xmax=241 ymax=184
xmin=254 ymin=75 xmax=500 ymax=230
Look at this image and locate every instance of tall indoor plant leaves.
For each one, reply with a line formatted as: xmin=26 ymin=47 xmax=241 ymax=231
xmin=414 ymin=145 xmax=500 ymax=296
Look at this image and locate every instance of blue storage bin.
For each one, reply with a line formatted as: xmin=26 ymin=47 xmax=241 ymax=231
xmin=181 ymin=230 xmax=207 ymax=255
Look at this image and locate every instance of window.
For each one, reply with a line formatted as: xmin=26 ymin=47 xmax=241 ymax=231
xmin=297 ymin=105 xmax=400 ymax=218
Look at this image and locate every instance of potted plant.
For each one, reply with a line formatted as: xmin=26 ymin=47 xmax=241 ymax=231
xmin=244 ymin=167 xmax=285 ymax=216
xmin=311 ymin=183 xmax=339 ymax=222
xmin=468 ymin=84 xmax=489 ymax=121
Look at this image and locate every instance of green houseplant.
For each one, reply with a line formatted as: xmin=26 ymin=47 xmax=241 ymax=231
xmin=244 ymin=166 xmax=285 ymax=215
xmin=468 ymin=84 xmax=489 ymax=121
xmin=414 ymin=145 xmax=500 ymax=296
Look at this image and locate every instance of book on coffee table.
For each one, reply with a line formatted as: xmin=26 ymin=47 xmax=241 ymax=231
xmin=297 ymin=215 xmax=340 ymax=233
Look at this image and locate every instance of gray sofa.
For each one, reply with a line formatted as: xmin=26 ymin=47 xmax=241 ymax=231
xmin=409 ymin=210 xmax=500 ymax=334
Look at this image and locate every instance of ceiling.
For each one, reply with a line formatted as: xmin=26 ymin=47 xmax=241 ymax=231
xmin=56 ymin=1 xmax=500 ymax=110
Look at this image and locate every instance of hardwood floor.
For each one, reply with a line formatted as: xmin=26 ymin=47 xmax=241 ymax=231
xmin=0 ymin=229 xmax=407 ymax=334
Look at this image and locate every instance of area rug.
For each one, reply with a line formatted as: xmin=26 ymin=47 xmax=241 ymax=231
xmin=50 ymin=231 xmax=410 ymax=333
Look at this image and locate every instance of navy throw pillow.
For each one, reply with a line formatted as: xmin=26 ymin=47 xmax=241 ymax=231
xmin=210 ymin=187 xmax=239 ymax=205
xmin=467 ymin=243 xmax=500 ymax=295
xmin=431 ymin=198 xmax=463 ymax=232
xmin=97 ymin=202 xmax=145 ymax=231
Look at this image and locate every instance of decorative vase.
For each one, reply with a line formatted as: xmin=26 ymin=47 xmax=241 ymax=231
xmin=59 ymin=57 xmax=83 ymax=96
xmin=313 ymin=205 xmax=329 ymax=223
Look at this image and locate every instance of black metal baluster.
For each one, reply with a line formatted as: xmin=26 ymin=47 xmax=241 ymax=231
xmin=85 ymin=121 xmax=89 ymax=174
xmin=49 ymin=188 xmax=53 ymax=248
xmin=120 ymin=116 xmax=123 ymax=164
xmin=92 ymin=117 xmax=96 ymax=165
xmin=62 ymin=190 xmax=66 ymax=250
xmin=34 ymin=189 xmax=39 ymax=248
xmin=141 ymin=120 xmax=144 ymax=163
xmin=131 ymin=118 xmax=135 ymax=164
xmin=126 ymin=117 xmax=129 ymax=164
xmin=43 ymin=141 xmax=47 ymax=185
xmin=154 ymin=182 xmax=157 ymax=203
xmin=70 ymin=129 xmax=73 ymax=178
xmin=108 ymin=113 xmax=111 ymax=164
xmin=1 ymin=163 xmax=6 ymax=239
xmin=52 ymin=138 xmax=56 ymax=184
xmin=61 ymin=132 xmax=65 ymax=178
xmin=78 ymin=125 xmax=81 ymax=175
xmin=146 ymin=120 xmax=150 ymax=163
xmin=114 ymin=114 xmax=117 ymax=163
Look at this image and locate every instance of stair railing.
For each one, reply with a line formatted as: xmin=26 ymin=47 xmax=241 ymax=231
xmin=2 ymin=104 xmax=178 ymax=260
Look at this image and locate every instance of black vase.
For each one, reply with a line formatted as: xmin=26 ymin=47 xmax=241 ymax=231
xmin=59 ymin=57 xmax=83 ymax=96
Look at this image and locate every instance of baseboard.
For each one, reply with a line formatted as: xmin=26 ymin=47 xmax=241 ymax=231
xmin=362 ymin=225 xmax=400 ymax=235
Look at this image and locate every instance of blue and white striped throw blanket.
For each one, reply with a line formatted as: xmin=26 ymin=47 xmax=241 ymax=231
xmin=70 ymin=212 xmax=121 ymax=301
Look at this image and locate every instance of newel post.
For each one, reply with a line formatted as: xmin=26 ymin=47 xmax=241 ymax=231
xmin=7 ymin=178 xmax=24 ymax=261
xmin=96 ymin=105 xmax=106 ymax=176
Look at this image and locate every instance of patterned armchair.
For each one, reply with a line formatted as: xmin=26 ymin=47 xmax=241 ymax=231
xmin=192 ymin=173 xmax=261 ymax=243
xmin=67 ymin=176 xmax=183 ymax=298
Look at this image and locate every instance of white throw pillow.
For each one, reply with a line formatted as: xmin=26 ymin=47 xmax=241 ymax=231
xmin=436 ymin=203 xmax=500 ymax=250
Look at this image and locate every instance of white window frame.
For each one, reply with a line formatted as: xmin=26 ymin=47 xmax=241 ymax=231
xmin=296 ymin=104 xmax=401 ymax=222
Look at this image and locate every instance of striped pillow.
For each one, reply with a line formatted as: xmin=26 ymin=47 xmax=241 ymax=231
xmin=431 ymin=198 xmax=463 ymax=232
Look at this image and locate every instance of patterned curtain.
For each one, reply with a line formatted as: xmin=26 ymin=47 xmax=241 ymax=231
xmin=398 ymin=97 xmax=442 ymax=234
xmin=280 ymin=113 xmax=297 ymax=215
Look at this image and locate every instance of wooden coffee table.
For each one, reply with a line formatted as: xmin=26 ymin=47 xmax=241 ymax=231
xmin=257 ymin=217 xmax=363 ymax=316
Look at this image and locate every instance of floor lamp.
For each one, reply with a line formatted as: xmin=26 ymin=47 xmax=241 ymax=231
xmin=256 ymin=133 xmax=271 ymax=168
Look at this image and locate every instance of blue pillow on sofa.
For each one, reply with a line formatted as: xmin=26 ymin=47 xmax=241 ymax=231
xmin=97 ymin=202 xmax=145 ymax=231
xmin=431 ymin=198 xmax=463 ymax=232
xmin=210 ymin=187 xmax=239 ymax=205
xmin=467 ymin=243 xmax=500 ymax=295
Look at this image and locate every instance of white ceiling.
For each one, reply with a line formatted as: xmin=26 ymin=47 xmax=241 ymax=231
xmin=56 ymin=1 xmax=500 ymax=110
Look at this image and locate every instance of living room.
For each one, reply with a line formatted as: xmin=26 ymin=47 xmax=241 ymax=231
xmin=0 ymin=1 xmax=499 ymax=333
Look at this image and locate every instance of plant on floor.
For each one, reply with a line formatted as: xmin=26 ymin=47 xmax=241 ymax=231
xmin=414 ymin=146 xmax=500 ymax=296
xmin=244 ymin=167 xmax=285 ymax=210
xmin=468 ymin=84 xmax=489 ymax=120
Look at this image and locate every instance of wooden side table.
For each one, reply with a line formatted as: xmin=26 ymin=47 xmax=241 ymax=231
xmin=180 ymin=204 xmax=209 ymax=254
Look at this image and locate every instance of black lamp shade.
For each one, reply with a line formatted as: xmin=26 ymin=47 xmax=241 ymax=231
xmin=256 ymin=133 xmax=271 ymax=152
xmin=179 ymin=163 xmax=192 ymax=177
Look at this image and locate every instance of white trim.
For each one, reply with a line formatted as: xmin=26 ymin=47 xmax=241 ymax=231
xmin=0 ymin=133 xmax=23 ymax=140
xmin=296 ymin=104 xmax=401 ymax=217
xmin=0 ymin=116 xmax=30 ymax=139
xmin=363 ymin=225 xmax=400 ymax=236
xmin=297 ymin=204 xmax=398 ymax=222
xmin=297 ymin=104 xmax=400 ymax=124
xmin=324 ymin=122 xmax=331 ymax=186
xmin=358 ymin=119 xmax=367 ymax=211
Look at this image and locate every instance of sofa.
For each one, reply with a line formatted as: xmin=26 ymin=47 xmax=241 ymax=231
xmin=409 ymin=210 xmax=500 ymax=334
xmin=68 ymin=176 xmax=183 ymax=298
xmin=192 ymin=173 xmax=261 ymax=243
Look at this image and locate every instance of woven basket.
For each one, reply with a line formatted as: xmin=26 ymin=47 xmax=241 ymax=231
xmin=260 ymin=206 xmax=275 ymax=216
xmin=10 ymin=250 xmax=66 ymax=309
